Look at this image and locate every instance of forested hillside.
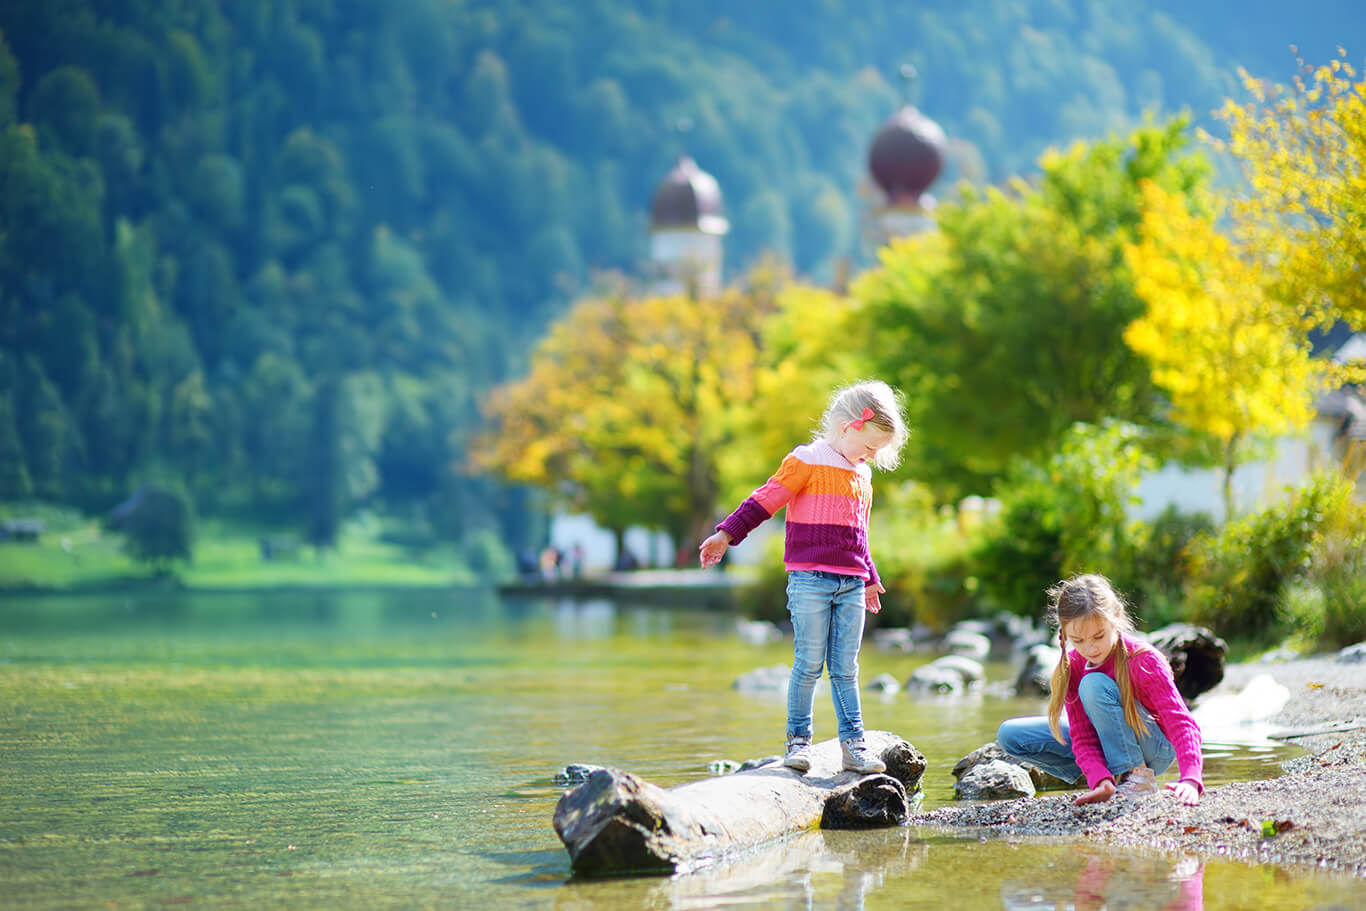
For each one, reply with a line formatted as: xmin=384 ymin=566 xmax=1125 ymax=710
xmin=0 ymin=0 xmax=1357 ymax=554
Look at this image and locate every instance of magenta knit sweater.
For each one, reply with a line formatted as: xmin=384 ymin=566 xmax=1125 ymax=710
xmin=715 ymin=440 xmax=879 ymax=588
xmin=1065 ymin=635 xmax=1205 ymax=791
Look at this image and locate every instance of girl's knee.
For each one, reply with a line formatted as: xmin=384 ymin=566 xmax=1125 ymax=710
xmin=1078 ymin=672 xmax=1120 ymax=707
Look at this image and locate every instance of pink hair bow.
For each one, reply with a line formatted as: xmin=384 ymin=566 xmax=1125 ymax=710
xmin=850 ymin=407 xmax=874 ymax=430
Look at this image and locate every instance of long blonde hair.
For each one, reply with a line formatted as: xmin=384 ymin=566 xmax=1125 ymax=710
xmin=1045 ymin=574 xmax=1150 ymax=743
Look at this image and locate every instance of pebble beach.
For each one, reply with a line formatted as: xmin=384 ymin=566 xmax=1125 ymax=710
xmin=908 ymin=651 xmax=1366 ymax=876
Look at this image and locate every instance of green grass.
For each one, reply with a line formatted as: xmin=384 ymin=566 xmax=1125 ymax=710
xmin=0 ymin=505 xmax=478 ymax=591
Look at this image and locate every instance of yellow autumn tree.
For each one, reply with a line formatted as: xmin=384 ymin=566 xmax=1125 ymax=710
xmin=471 ymin=271 xmax=780 ymax=559
xmin=1204 ymin=49 xmax=1366 ymax=355
xmin=715 ymin=283 xmax=868 ymax=506
xmin=1123 ymin=181 xmax=1320 ymax=518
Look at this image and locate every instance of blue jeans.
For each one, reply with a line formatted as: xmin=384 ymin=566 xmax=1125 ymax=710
xmin=997 ymin=673 xmax=1176 ymax=784
xmin=785 ymin=570 xmax=868 ymax=743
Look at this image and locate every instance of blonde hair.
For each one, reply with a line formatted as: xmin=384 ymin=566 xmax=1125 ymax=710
xmin=1045 ymin=573 xmax=1151 ymax=743
xmin=817 ymin=380 xmax=909 ymax=471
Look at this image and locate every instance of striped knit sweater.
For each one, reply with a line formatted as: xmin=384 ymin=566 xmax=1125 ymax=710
xmin=1065 ymin=635 xmax=1205 ymax=791
xmin=716 ymin=440 xmax=879 ymax=588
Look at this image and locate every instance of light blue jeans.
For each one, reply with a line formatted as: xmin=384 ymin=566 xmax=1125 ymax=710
xmin=997 ymin=673 xmax=1176 ymax=785
xmin=785 ymin=570 xmax=868 ymax=743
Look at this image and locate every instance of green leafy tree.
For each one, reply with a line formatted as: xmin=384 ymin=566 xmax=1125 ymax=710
xmin=120 ymin=486 xmax=195 ymax=572
xmin=856 ymin=122 xmax=1206 ymax=499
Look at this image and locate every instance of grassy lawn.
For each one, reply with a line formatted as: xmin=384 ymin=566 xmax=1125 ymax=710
xmin=0 ymin=504 xmax=477 ymax=591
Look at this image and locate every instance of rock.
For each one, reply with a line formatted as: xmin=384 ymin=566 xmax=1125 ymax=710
xmin=555 ymin=763 xmax=607 ymax=786
xmin=1146 ymin=623 xmax=1227 ymax=703
xmin=951 ymin=741 xmax=1071 ymax=792
xmin=736 ymin=619 xmax=783 ymax=645
xmin=905 ymin=663 xmax=966 ymax=695
xmin=943 ymin=629 xmax=991 ymax=660
xmin=955 ymin=759 xmax=1035 ymax=800
xmin=736 ymin=755 xmax=781 ymax=772
xmin=925 ymin=654 xmax=984 ymax=686
xmin=1336 ymin=643 xmax=1366 ymax=664
xmin=866 ymin=672 xmax=901 ymax=694
xmin=1013 ymin=643 xmax=1060 ymax=697
xmin=732 ymin=665 xmax=790 ymax=692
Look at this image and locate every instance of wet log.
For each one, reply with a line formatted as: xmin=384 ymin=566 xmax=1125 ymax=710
xmin=552 ymin=730 xmax=926 ymax=876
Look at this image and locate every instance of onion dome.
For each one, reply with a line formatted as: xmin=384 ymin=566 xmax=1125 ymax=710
xmin=868 ymin=106 xmax=947 ymax=208
xmin=650 ymin=156 xmax=729 ymax=235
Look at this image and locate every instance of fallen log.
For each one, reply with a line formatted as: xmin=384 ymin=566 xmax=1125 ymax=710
xmin=553 ymin=730 xmax=926 ymax=876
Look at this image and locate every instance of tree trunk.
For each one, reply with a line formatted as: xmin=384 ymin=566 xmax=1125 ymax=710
xmin=553 ymin=730 xmax=926 ymax=877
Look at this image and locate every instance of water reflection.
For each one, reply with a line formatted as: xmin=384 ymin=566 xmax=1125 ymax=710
xmin=558 ymin=828 xmax=928 ymax=911
xmin=1002 ymin=853 xmax=1204 ymax=911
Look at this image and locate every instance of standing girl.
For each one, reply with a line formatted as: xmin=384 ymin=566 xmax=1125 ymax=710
xmin=997 ymin=574 xmax=1204 ymax=805
xmin=699 ymin=380 xmax=908 ymax=774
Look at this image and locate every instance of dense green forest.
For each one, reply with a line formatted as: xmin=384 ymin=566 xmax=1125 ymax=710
xmin=0 ymin=0 xmax=1358 ymax=561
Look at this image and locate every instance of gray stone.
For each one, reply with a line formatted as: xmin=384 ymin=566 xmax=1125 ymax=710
xmin=955 ymin=759 xmax=1035 ymax=800
xmin=1013 ymin=642 xmax=1060 ymax=697
xmin=925 ymin=654 xmax=984 ymax=686
xmin=943 ymin=629 xmax=991 ymax=660
xmin=555 ymin=763 xmax=607 ymax=786
xmin=904 ymin=664 xmax=965 ymax=695
xmin=1336 ymin=642 xmax=1366 ymax=664
xmin=866 ymin=672 xmax=901 ymax=694
xmin=951 ymin=741 xmax=1073 ymax=792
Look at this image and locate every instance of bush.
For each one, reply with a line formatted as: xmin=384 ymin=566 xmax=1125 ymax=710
xmin=1127 ymin=506 xmax=1215 ymax=627
xmin=1186 ymin=471 xmax=1355 ymax=643
xmin=1303 ymin=496 xmax=1366 ymax=647
xmin=974 ymin=422 xmax=1154 ymax=615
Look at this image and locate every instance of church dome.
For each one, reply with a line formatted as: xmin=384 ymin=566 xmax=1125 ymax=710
xmin=868 ymin=106 xmax=947 ymax=208
xmin=650 ymin=156 xmax=728 ymax=235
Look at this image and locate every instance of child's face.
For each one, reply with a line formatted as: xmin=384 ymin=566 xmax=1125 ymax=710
xmin=1063 ymin=615 xmax=1119 ymax=665
xmin=835 ymin=423 xmax=894 ymax=466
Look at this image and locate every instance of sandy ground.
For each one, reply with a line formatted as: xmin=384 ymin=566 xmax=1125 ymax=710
xmin=907 ymin=649 xmax=1366 ymax=876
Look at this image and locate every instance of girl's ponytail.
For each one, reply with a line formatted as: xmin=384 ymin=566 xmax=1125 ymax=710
xmin=1046 ymin=628 xmax=1069 ymax=743
xmin=1114 ymin=639 xmax=1150 ymax=738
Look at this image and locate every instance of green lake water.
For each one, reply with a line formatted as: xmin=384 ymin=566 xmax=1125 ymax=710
xmin=1 ymin=589 xmax=1361 ymax=909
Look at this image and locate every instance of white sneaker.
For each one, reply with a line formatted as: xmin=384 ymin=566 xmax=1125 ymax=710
xmin=1115 ymin=766 xmax=1159 ymax=798
xmin=783 ymin=736 xmax=813 ymax=772
xmin=841 ymin=737 xmax=886 ymax=774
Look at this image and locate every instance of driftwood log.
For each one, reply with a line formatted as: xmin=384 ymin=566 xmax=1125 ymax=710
xmin=552 ymin=730 xmax=926 ymax=876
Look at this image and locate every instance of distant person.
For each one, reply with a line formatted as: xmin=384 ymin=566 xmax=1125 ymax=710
xmin=698 ymin=380 xmax=908 ymax=775
xmin=996 ymin=574 xmax=1204 ymax=805
xmin=569 ymin=543 xmax=584 ymax=579
xmin=613 ymin=548 xmax=638 ymax=572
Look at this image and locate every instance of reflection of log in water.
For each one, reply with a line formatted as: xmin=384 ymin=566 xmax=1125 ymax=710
xmin=554 ymin=826 xmax=930 ymax=911
xmin=553 ymin=730 xmax=926 ymax=876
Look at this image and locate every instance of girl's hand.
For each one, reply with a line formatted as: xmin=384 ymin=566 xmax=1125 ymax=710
xmin=865 ymin=583 xmax=884 ymax=614
xmin=1073 ymin=778 xmax=1117 ymax=805
xmin=698 ymin=531 xmax=731 ymax=568
xmin=1166 ymin=780 xmax=1200 ymax=805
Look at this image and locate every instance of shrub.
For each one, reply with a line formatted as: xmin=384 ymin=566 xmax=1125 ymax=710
xmin=1186 ymin=471 xmax=1355 ymax=643
xmin=1128 ymin=506 xmax=1215 ymax=627
xmin=974 ymin=422 xmax=1154 ymax=615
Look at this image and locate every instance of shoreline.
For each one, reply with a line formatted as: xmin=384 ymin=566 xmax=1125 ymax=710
xmin=907 ymin=651 xmax=1366 ymax=876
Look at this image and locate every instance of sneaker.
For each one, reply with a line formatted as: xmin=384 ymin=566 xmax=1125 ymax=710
xmin=1115 ymin=766 xmax=1160 ymax=798
xmin=840 ymin=737 xmax=887 ymax=774
xmin=783 ymin=736 xmax=813 ymax=772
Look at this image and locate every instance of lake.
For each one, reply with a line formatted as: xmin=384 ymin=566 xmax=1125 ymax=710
xmin=0 ymin=588 xmax=1361 ymax=909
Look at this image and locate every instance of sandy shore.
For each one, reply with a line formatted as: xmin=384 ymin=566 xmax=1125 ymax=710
xmin=907 ymin=649 xmax=1366 ymax=876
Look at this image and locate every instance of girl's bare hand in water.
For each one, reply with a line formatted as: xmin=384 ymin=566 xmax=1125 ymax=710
xmin=1073 ymin=778 xmax=1116 ymax=805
